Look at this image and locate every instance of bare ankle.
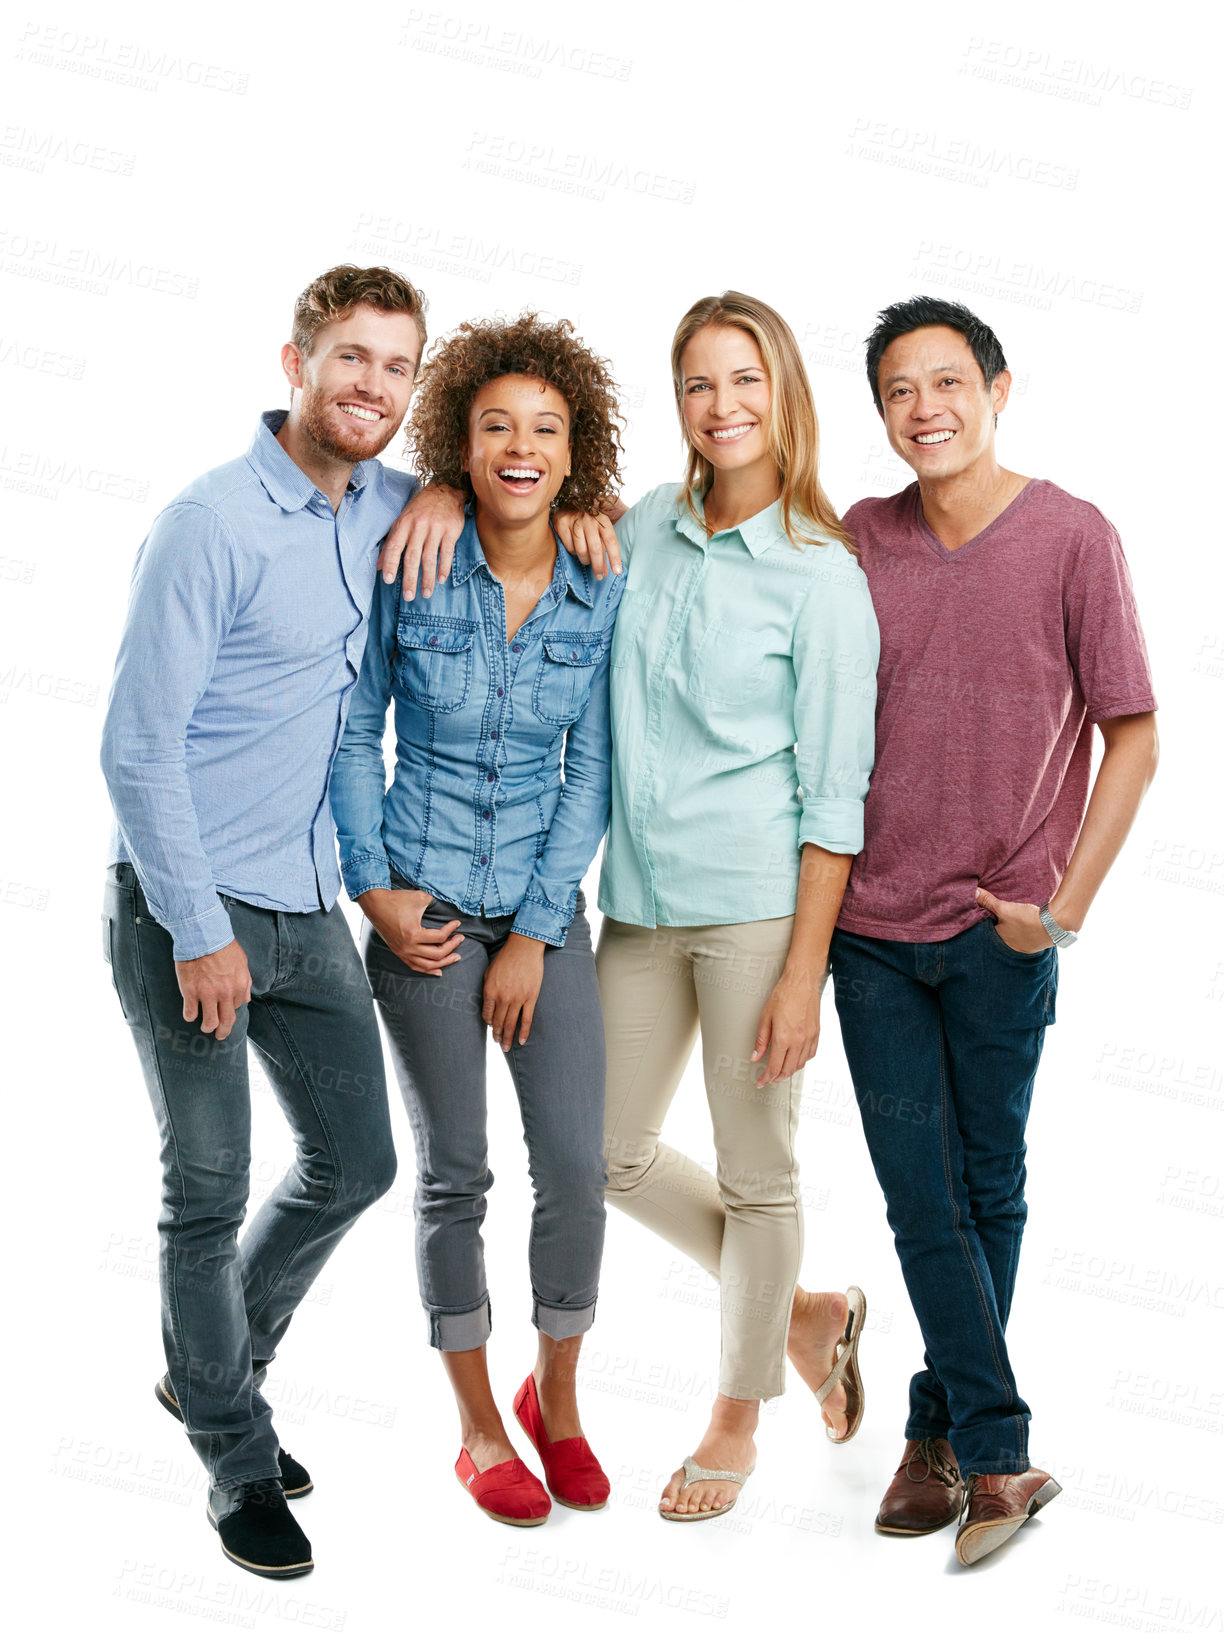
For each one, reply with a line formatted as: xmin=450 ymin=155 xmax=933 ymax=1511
xmin=791 ymin=1287 xmax=847 ymax=1333
xmin=707 ymin=1395 xmax=760 ymax=1437
xmin=460 ymin=1416 xmax=505 ymax=1445
xmin=535 ymin=1361 xmax=578 ymax=1391
xmin=789 ymin=1287 xmax=815 ymax=1333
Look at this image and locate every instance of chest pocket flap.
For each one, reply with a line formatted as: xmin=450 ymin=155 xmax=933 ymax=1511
xmin=394 ymin=617 xmax=478 ymax=713
xmin=533 ymin=633 xmax=604 ymax=725
xmin=541 ymin=635 xmax=603 ymax=666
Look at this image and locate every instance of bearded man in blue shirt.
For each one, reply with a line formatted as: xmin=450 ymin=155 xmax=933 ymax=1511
xmin=100 ymin=264 xmax=455 ymax=1579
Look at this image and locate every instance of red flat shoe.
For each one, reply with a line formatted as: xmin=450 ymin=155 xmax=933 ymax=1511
xmin=454 ymin=1448 xmax=550 ymax=1527
xmin=513 ymin=1374 xmax=610 ymax=1511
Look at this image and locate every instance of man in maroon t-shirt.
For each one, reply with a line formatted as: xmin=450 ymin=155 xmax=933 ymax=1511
xmin=829 ymin=296 xmax=1158 ymax=1566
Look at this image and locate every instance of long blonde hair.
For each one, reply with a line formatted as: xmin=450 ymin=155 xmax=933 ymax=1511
xmin=670 ymin=291 xmax=855 ymax=555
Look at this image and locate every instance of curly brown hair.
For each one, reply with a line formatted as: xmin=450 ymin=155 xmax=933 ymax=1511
xmin=406 ymin=312 xmax=623 ymax=514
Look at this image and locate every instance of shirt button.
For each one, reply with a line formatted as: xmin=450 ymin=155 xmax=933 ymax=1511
xmin=571 ymin=650 xmax=579 ymax=659
xmin=486 ymin=772 xmax=495 ymax=782
xmin=511 ymin=643 xmax=522 ymax=653
xmin=496 ymin=687 xmax=504 ymax=697
xmin=490 ymin=730 xmax=498 ymax=739
xmin=480 ymin=855 xmax=488 ymax=865
xmin=482 ymin=810 xmax=491 ymax=820
xmin=428 ymin=635 xmax=438 ymax=646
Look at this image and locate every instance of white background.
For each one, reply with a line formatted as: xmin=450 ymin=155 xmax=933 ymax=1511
xmin=3 ymin=1 xmax=1220 ymax=1629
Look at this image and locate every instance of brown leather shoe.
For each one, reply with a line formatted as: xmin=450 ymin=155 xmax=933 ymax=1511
xmin=955 ymin=1467 xmax=1062 ymax=1564
xmin=875 ymin=1438 xmax=962 ymax=1536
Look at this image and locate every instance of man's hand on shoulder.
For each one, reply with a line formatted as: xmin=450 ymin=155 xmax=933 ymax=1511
xmin=553 ymin=504 xmax=625 ymax=580
xmin=175 ymin=939 xmax=252 ymax=1041
xmin=378 ymin=483 xmax=466 ymax=602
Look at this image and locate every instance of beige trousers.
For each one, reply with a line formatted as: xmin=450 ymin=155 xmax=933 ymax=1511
xmin=597 ymin=915 xmax=804 ymax=1401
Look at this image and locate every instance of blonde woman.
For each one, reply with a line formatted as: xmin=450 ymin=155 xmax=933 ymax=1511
xmin=379 ymin=292 xmax=879 ymax=1522
xmin=582 ymin=293 xmax=878 ymax=1520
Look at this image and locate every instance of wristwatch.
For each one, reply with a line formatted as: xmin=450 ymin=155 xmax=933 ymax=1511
xmin=1039 ymin=904 xmax=1078 ymax=948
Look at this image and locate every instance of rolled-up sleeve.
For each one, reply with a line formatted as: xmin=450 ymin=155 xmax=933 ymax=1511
xmin=330 ymin=575 xmax=396 ymax=899
xmin=100 ymin=503 xmax=240 ymax=960
xmin=792 ymin=563 xmax=879 ymax=854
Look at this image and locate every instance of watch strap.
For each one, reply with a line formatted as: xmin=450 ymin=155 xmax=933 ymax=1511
xmin=1039 ymin=904 xmax=1077 ymax=947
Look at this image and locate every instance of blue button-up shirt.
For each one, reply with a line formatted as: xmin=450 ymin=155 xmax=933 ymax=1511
xmin=599 ymin=483 xmax=879 ymax=928
xmin=101 ymin=410 xmax=417 ymax=959
xmin=331 ymin=513 xmax=622 ymax=945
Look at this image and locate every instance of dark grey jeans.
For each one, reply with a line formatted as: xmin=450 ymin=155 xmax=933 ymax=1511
xmin=363 ymin=884 xmax=606 ymax=1350
xmin=102 ymin=863 xmax=396 ymax=1493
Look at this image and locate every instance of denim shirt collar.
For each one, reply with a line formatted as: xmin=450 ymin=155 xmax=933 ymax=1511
xmin=449 ymin=510 xmax=595 ymax=606
xmin=673 ymin=488 xmax=785 ymax=559
xmin=246 ymin=409 xmax=374 ymax=513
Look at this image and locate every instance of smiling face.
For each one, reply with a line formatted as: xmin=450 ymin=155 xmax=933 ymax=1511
xmin=462 ymin=374 xmax=572 ymax=522
xmin=283 ymin=304 xmax=421 ymax=464
xmin=877 ymin=324 xmax=1011 ymax=481
xmin=678 ymin=324 xmax=773 ymax=477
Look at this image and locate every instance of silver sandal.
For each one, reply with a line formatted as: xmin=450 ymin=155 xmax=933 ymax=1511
xmin=816 ymin=1284 xmax=867 ymax=1443
xmin=659 ymin=1455 xmax=755 ymax=1522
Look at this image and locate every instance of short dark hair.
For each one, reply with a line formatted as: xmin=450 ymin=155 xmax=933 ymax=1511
xmin=865 ymin=296 xmax=1006 ymax=413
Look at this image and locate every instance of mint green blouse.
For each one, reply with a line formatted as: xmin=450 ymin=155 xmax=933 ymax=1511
xmin=597 ymin=483 xmax=879 ymax=928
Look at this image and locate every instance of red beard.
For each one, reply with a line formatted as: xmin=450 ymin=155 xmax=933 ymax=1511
xmin=299 ymin=388 xmax=398 ymax=464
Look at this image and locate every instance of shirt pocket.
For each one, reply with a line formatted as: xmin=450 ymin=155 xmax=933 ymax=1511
xmin=688 ymin=618 xmax=766 ymax=706
xmin=394 ymin=616 xmax=478 ymax=714
xmin=532 ymin=633 xmax=603 ymax=726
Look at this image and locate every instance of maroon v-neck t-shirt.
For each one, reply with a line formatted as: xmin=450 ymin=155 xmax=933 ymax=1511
xmin=837 ymin=478 xmax=1157 ymax=942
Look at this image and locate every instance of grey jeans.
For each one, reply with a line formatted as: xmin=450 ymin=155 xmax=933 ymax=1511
xmin=363 ymin=884 xmax=606 ymax=1350
xmin=102 ymin=863 xmax=397 ymax=1493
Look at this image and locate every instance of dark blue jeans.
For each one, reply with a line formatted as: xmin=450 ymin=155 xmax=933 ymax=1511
xmin=829 ymin=917 xmax=1058 ymax=1475
xmin=102 ymin=863 xmax=397 ymax=1495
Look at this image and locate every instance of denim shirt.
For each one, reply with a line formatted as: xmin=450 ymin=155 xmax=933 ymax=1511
xmin=100 ymin=410 xmax=417 ymax=960
xmin=331 ymin=513 xmax=623 ymax=944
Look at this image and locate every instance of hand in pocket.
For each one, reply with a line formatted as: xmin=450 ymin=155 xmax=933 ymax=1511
xmin=360 ymin=887 xmax=463 ymax=975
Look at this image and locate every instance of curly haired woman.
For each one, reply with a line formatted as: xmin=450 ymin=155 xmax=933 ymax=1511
xmin=330 ymin=312 xmax=624 ymax=1527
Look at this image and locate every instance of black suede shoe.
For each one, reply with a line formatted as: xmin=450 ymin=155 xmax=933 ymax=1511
xmin=156 ymin=1375 xmax=314 ymax=1496
xmin=207 ymin=1480 xmax=313 ymax=1578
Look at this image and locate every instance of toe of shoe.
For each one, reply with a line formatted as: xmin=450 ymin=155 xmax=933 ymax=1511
xmin=553 ymin=1479 xmax=610 ymax=1509
xmin=477 ymin=1491 xmax=551 ymax=1523
xmin=216 ymin=1511 xmax=313 ymax=1573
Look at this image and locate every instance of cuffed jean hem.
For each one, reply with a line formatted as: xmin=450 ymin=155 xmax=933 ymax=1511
xmin=906 ymin=1417 xmax=954 ymax=1442
xmin=208 ymin=1475 xmax=282 ymax=1518
xmin=213 ymin=1468 xmax=283 ymax=1493
xmin=533 ymin=1297 xmax=597 ymax=1340
xmin=949 ymin=1421 xmax=1030 ymax=1477
xmin=429 ymin=1298 xmax=492 ymax=1352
